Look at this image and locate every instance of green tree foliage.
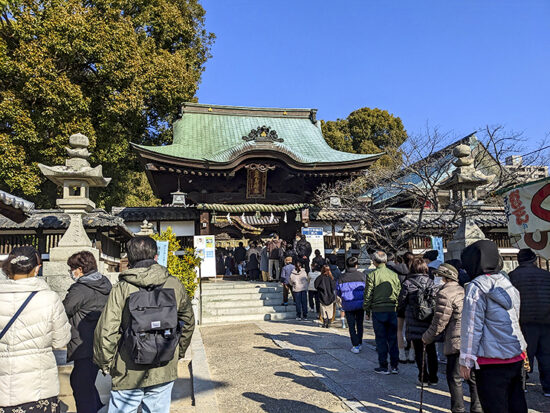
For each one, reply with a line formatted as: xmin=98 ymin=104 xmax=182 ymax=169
xmin=321 ymin=107 xmax=407 ymax=156
xmin=0 ymin=0 xmax=214 ymax=208
xmin=152 ymin=227 xmax=200 ymax=298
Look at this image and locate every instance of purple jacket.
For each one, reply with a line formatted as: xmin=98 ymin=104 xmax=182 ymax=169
xmin=337 ymin=269 xmax=366 ymax=311
xmin=280 ymin=263 xmax=295 ymax=284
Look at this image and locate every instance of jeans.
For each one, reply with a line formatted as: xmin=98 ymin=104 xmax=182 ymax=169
xmin=70 ymin=358 xmax=103 ymax=413
xmin=282 ymin=283 xmax=293 ymax=304
xmin=476 ymin=360 xmax=527 ymax=413
xmin=372 ymin=311 xmax=399 ymax=369
xmin=412 ymin=340 xmax=438 ymax=382
xmin=522 ymin=322 xmax=550 ymax=393
xmin=237 ymin=261 xmax=245 ymax=276
xmin=446 ymin=353 xmax=482 ymax=413
xmin=345 ymin=309 xmax=364 ymax=347
xmin=308 ymin=290 xmax=320 ymax=313
xmin=294 ymin=291 xmax=308 ymax=318
xmin=109 ymin=381 xmax=174 ymax=413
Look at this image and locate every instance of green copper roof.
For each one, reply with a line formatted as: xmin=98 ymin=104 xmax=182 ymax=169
xmin=134 ymin=103 xmax=381 ymax=165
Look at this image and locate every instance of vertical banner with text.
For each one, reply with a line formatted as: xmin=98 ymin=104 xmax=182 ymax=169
xmin=302 ymin=227 xmax=324 ymax=263
xmin=194 ymin=235 xmax=217 ymax=277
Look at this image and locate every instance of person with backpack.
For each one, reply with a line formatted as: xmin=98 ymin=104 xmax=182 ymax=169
xmin=315 ymin=265 xmax=337 ymax=328
xmin=337 ymin=256 xmax=366 ymax=354
xmin=0 ymin=246 xmax=71 ymax=411
xmin=363 ymin=251 xmax=402 ymax=375
xmin=93 ymin=236 xmax=195 ymax=412
xmin=63 ymin=251 xmax=112 ymax=413
xmin=422 ymin=263 xmax=482 ymax=413
xmin=460 ymin=240 xmax=527 ymax=413
xmin=398 ymin=257 xmax=438 ymax=385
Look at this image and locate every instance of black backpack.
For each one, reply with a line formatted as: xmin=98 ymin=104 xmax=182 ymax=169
xmin=409 ymin=279 xmax=437 ymax=321
xmin=123 ymin=284 xmax=182 ymax=365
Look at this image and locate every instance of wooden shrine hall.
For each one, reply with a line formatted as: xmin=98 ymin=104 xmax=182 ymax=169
xmin=131 ymin=103 xmax=381 ymax=241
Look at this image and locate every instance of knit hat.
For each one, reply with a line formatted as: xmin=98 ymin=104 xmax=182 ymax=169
xmin=423 ymin=250 xmax=439 ymax=262
xmin=517 ymin=248 xmax=537 ymax=263
xmin=436 ymin=263 xmax=459 ymax=282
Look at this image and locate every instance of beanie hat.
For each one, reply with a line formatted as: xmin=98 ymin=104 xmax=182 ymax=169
xmin=436 ymin=263 xmax=459 ymax=282
xmin=517 ymin=248 xmax=537 ymax=264
xmin=423 ymin=250 xmax=439 ymax=262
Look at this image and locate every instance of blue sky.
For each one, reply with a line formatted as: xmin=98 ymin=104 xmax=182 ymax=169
xmin=197 ymin=0 xmax=549 ymax=157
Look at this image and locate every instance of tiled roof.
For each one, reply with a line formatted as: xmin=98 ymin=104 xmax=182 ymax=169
xmin=134 ymin=103 xmax=381 ymax=165
xmin=0 ymin=190 xmax=34 ymax=223
xmin=0 ymin=209 xmax=133 ymax=237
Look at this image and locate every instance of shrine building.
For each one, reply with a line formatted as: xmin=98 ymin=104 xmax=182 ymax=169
xmin=122 ymin=103 xmax=382 ymax=244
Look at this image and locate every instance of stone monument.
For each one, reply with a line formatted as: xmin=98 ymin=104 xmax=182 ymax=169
xmin=356 ymin=220 xmax=373 ymax=270
xmin=440 ymin=144 xmax=494 ymax=260
xmin=38 ymin=133 xmax=111 ymax=295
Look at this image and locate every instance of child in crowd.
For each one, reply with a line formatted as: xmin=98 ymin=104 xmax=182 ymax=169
xmin=280 ymin=256 xmax=295 ymax=306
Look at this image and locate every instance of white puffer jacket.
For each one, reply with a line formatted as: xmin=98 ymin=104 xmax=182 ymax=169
xmin=0 ymin=277 xmax=71 ymax=407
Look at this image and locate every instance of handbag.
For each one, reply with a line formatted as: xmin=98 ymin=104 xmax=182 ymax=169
xmin=0 ymin=291 xmax=38 ymax=340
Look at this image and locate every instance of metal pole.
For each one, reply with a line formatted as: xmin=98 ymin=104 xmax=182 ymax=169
xmin=199 ymin=263 xmax=203 ymax=325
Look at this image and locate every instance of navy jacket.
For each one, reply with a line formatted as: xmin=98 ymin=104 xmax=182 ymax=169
xmin=337 ymin=268 xmax=366 ymax=311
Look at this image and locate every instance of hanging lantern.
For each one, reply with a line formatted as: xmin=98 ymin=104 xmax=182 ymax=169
xmin=295 ymin=209 xmax=301 ymax=222
xmin=255 ymin=210 xmax=261 ymax=219
xmin=211 ymin=212 xmax=217 ymax=224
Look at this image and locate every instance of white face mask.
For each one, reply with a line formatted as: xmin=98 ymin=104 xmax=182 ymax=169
xmin=69 ymin=270 xmax=79 ymax=281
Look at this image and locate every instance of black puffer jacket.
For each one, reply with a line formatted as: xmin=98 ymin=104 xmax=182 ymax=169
xmin=63 ymin=271 xmax=112 ymax=361
xmin=509 ymin=262 xmax=550 ymax=325
xmin=314 ymin=275 xmax=336 ymax=306
xmin=398 ymin=273 xmax=435 ymax=340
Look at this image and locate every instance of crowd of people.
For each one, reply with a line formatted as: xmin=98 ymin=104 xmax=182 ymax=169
xmin=341 ymin=240 xmax=550 ymax=413
xmin=0 ymin=235 xmax=549 ymax=413
xmin=0 ymin=237 xmax=195 ymax=413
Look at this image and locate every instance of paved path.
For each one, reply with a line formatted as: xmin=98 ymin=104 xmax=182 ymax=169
xmin=201 ymin=319 xmax=550 ymax=413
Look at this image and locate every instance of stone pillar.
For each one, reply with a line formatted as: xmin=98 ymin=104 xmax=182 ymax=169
xmin=38 ymin=133 xmax=111 ymax=296
xmin=356 ymin=220 xmax=372 ymax=270
xmin=440 ymin=144 xmax=495 ymax=261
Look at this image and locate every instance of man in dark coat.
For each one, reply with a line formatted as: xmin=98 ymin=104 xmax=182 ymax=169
xmin=64 ymin=251 xmax=112 ymax=413
xmin=509 ymin=248 xmax=550 ymax=397
xmin=295 ymin=233 xmax=312 ymax=273
xmin=234 ymin=242 xmax=247 ymax=276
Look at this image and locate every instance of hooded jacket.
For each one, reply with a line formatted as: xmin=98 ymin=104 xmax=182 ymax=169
xmin=422 ymin=280 xmax=464 ymax=355
xmin=509 ymin=261 xmax=550 ymax=325
xmin=93 ymin=261 xmax=195 ymax=391
xmin=0 ymin=277 xmax=71 ymax=407
xmin=290 ymin=268 xmax=309 ymax=292
xmin=460 ymin=241 xmax=526 ymax=368
xmin=63 ymin=271 xmax=112 ymax=361
xmin=336 ymin=268 xmax=366 ymax=311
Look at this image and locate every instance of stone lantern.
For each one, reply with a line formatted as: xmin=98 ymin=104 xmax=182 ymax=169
xmin=439 ymin=144 xmax=494 ymax=260
xmin=136 ymin=220 xmax=155 ymax=236
xmin=356 ymin=220 xmax=373 ymax=269
xmin=38 ymin=133 xmax=111 ymax=295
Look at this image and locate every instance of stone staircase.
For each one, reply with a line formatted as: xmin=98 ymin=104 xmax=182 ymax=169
xmin=200 ymin=281 xmax=296 ymax=324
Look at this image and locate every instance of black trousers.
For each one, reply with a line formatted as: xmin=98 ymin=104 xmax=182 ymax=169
xmin=308 ymin=290 xmax=320 ymax=313
xmin=345 ymin=309 xmax=364 ymax=347
xmin=70 ymin=357 xmax=103 ymax=413
xmin=282 ymin=283 xmax=293 ymax=303
xmin=446 ymin=353 xmax=482 ymax=413
xmin=522 ymin=322 xmax=550 ymax=393
xmin=476 ymin=360 xmax=527 ymax=413
xmin=412 ymin=340 xmax=438 ymax=382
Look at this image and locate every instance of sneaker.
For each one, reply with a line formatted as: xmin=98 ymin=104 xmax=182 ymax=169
xmin=296 ymin=317 xmax=301 ymax=320
xmin=416 ymin=379 xmax=430 ymax=386
xmin=358 ymin=344 xmax=362 ymax=351
xmin=350 ymin=346 xmax=360 ymax=354
xmin=390 ymin=367 xmax=399 ymax=374
xmin=301 ymin=317 xmax=306 ymax=321
xmin=429 ymin=379 xmax=439 ymax=386
xmin=374 ymin=367 xmax=390 ymax=375
xmin=399 ymin=349 xmax=407 ymax=363
xmin=544 ymin=392 xmax=550 ymax=397
xmin=407 ymin=349 xmax=416 ymax=363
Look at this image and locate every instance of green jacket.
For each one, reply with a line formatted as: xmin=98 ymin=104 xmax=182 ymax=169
xmin=93 ymin=263 xmax=195 ymax=391
xmin=363 ymin=263 xmax=401 ymax=316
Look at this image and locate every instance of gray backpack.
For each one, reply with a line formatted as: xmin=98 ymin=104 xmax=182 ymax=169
xmin=123 ymin=285 xmax=182 ymax=365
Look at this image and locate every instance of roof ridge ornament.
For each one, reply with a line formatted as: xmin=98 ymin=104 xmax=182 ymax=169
xmin=242 ymin=126 xmax=283 ymax=143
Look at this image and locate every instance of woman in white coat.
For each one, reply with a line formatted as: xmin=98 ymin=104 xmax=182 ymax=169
xmin=0 ymin=246 xmax=71 ymax=412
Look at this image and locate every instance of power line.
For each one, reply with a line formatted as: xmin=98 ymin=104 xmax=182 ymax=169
xmin=521 ymin=144 xmax=550 ymax=158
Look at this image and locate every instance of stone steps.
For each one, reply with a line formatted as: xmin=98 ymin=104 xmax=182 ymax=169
xmin=200 ymin=281 xmax=296 ymax=325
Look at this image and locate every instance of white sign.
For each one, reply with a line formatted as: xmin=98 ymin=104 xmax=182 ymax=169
xmin=302 ymin=227 xmax=324 ymax=263
xmin=194 ymin=235 xmax=216 ymax=278
xmin=503 ymin=178 xmax=550 ymax=259
xmin=156 ymin=241 xmax=169 ymax=267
